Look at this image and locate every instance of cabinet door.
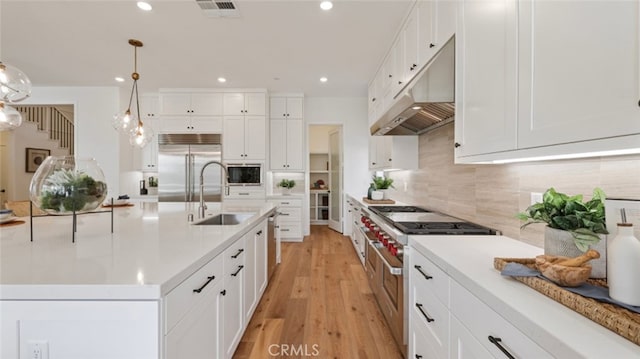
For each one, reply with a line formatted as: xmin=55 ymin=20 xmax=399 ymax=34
xmin=255 ymin=221 xmax=268 ymax=295
xmin=403 ymin=5 xmax=420 ymax=84
xmin=368 ymin=74 xmax=380 ymax=125
xmin=369 ymin=136 xmax=380 ymax=169
xmin=517 ymin=0 xmax=640 ymax=148
xmin=418 ymin=0 xmax=436 ymax=66
xmin=244 ymin=116 xmax=266 ymax=160
xmin=392 ymin=34 xmax=406 ymax=95
xmin=286 ymin=97 xmax=304 ymax=119
xmin=450 ymin=316 xmax=492 ymax=359
xmin=161 ymin=116 xmax=192 ymax=133
xmin=140 ymin=94 xmax=159 ymax=119
xmin=224 ymin=93 xmax=245 ymax=115
xmin=285 ymin=119 xmax=304 ymax=170
xmin=190 ymin=117 xmax=223 ymax=133
xmin=269 ymin=97 xmax=287 ymax=118
xmin=141 ymin=118 xmax=159 ymax=171
xmin=435 ymin=0 xmax=456 ymax=47
xmin=165 ymin=281 xmax=220 ymax=359
xmin=223 ymin=116 xmax=246 ymax=160
xmin=221 ymin=271 xmax=244 ymax=358
xmin=269 ymin=118 xmax=287 ymax=170
xmin=191 ymin=93 xmax=223 ymax=116
xmin=455 ymin=0 xmax=518 ymax=158
xmin=245 ymin=93 xmax=266 ymax=115
xmin=161 ymin=93 xmax=192 ymax=115
xmin=243 ymin=232 xmax=256 ymax=323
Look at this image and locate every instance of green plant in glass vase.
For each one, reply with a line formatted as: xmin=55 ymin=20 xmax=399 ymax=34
xmin=517 ymin=187 xmax=608 ymax=252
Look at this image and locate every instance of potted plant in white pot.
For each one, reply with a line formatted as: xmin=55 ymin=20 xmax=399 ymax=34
xmin=518 ymin=187 xmax=608 ymax=278
xmin=372 ymin=175 xmax=394 ymax=200
xmin=277 ymin=179 xmax=295 ymax=195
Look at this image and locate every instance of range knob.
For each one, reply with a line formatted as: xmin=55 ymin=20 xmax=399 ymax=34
xmin=381 ymin=235 xmax=390 ymax=246
xmin=386 ymin=238 xmax=396 ymax=250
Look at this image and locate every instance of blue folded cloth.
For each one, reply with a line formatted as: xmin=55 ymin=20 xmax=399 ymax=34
xmin=501 ymin=262 xmax=640 ymax=314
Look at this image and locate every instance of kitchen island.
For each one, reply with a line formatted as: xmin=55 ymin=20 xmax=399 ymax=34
xmin=0 ymin=201 xmax=276 ymax=359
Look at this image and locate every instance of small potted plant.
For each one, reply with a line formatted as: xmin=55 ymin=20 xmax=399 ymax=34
xmin=517 ymin=187 xmax=608 ymax=278
xmin=372 ymin=175 xmax=394 ymax=200
xmin=277 ymin=179 xmax=295 ymax=194
xmin=148 ymin=176 xmax=158 ymax=195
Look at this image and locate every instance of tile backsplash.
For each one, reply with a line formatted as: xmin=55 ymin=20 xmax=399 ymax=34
xmin=386 ymin=123 xmax=640 ymax=247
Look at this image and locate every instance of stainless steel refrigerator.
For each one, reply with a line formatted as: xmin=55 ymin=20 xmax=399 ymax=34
xmin=158 ymin=133 xmax=223 ymax=202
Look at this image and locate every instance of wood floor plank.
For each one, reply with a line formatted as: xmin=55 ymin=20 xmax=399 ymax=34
xmin=234 ymin=226 xmax=403 ymax=359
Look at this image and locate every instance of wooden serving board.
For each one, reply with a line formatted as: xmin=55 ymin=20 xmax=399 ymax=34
xmin=362 ymin=198 xmax=396 ymax=204
xmin=101 ymin=203 xmax=135 ymax=208
xmin=0 ymin=220 xmax=26 ymax=227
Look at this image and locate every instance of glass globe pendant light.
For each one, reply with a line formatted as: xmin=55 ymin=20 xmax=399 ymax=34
xmin=0 ymin=102 xmax=23 ymax=130
xmin=114 ymin=39 xmax=153 ymax=149
xmin=0 ymin=61 xmax=32 ymax=103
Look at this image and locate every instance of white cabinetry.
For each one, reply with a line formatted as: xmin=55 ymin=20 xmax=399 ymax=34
xmin=456 ymin=0 xmax=640 ymax=163
xmin=223 ymin=115 xmax=266 ymax=161
xmin=455 ymin=0 xmax=518 ymax=158
xmin=269 ymin=96 xmax=304 ymax=171
xmin=159 ymin=92 xmax=224 ymax=133
xmin=243 ymin=220 xmax=268 ymax=323
xmin=221 ymin=236 xmax=246 ymax=358
xmin=223 ymin=93 xmax=266 ymax=116
xmin=140 ymin=118 xmax=159 ymax=171
xmin=369 ymin=135 xmax=418 ymax=170
xmin=269 ymin=197 xmax=303 ymax=241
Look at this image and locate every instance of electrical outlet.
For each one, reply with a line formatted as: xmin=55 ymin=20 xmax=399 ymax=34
xmin=530 ymin=192 xmax=543 ymax=205
xmin=27 ymin=341 xmax=49 ymax=359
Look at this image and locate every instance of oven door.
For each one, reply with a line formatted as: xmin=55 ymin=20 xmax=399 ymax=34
xmin=226 ymin=164 xmax=262 ymax=186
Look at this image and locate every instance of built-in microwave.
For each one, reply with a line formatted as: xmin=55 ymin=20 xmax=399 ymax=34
xmin=226 ymin=163 xmax=263 ymax=186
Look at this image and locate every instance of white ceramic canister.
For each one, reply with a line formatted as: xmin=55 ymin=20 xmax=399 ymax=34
xmin=607 ymin=223 xmax=640 ymax=306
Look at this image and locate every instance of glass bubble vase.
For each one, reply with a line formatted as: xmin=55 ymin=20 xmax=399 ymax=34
xmin=29 ymin=156 xmax=108 ymax=214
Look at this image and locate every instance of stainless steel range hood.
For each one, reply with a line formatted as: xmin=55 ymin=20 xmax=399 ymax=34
xmin=370 ymin=37 xmax=455 ymax=136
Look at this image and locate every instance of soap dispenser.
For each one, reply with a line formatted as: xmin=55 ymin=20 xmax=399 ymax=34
xmin=607 ymin=209 xmax=640 ymax=306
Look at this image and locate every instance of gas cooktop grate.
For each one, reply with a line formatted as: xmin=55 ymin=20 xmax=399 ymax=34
xmin=393 ymin=221 xmax=495 ymax=235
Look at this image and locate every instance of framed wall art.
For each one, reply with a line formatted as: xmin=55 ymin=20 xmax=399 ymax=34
xmin=26 ymin=148 xmax=50 ymax=173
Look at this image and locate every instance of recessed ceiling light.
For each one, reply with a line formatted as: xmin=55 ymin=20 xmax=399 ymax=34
xmin=137 ymin=1 xmax=152 ymax=11
xmin=320 ymin=77 xmax=328 ymax=83
xmin=320 ymin=1 xmax=333 ymax=10
xmin=217 ymin=77 xmax=227 ymax=83
xmin=115 ymin=77 xmax=125 ymax=82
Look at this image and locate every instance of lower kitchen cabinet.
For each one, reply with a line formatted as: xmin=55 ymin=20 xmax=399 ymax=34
xmin=449 ymin=315 xmax=492 ymax=359
xmin=244 ymin=219 xmax=268 ymax=323
xmin=268 ymin=197 xmax=303 ymax=241
xmin=221 ymin=235 xmax=246 ymax=358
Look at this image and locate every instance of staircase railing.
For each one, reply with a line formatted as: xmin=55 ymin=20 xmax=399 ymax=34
xmin=14 ymin=106 xmax=74 ymax=154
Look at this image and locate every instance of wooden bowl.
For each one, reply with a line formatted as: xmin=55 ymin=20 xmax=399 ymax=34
xmin=535 ymin=255 xmax=591 ymax=287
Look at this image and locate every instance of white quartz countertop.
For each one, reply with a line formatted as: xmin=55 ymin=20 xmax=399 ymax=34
xmin=0 ymin=202 xmax=276 ymax=301
xmin=409 ymin=235 xmax=640 ymax=358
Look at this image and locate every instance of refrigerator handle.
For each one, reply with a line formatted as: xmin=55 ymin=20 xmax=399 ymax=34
xmin=185 ymin=154 xmax=190 ymax=202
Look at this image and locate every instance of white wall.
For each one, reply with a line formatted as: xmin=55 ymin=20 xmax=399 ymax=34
xmin=305 ymin=97 xmax=369 ymax=200
xmin=20 ymin=87 xmax=121 ymax=196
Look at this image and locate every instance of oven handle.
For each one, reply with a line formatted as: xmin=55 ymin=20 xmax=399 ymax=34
xmin=364 ymin=233 xmax=402 ymax=276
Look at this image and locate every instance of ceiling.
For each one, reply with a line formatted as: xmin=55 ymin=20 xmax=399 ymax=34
xmin=0 ymin=0 xmax=413 ymax=97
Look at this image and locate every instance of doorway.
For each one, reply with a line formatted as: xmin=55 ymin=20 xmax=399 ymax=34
xmin=308 ymin=124 xmax=343 ymax=233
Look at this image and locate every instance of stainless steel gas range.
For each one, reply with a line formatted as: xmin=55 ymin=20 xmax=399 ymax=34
xmin=358 ymin=205 xmax=498 ymax=357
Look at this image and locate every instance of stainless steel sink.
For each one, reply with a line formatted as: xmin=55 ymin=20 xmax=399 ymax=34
xmin=193 ymin=213 xmax=255 ymax=226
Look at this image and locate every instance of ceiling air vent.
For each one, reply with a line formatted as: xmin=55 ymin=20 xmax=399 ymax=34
xmin=195 ymin=0 xmax=240 ymax=17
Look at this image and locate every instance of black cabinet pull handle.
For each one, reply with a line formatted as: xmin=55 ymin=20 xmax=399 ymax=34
xmin=637 ymin=99 xmax=640 ymax=107
xmin=414 ymin=265 xmax=433 ymax=280
xmin=220 ymin=289 xmax=226 ymax=296
xmin=454 ymin=142 xmax=461 ymax=148
xmin=488 ymin=336 xmax=515 ymax=359
xmin=388 ymin=74 xmax=392 ymax=78
xmin=398 ymin=81 xmax=403 ymax=85
xmin=257 ymin=230 xmax=263 ymax=235
xmin=231 ymin=265 xmax=244 ymax=277
xmin=193 ymin=276 xmax=215 ymax=293
xmin=429 ymin=43 xmax=435 ymax=48
xmin=231 ymin=248 xmax=244 ymax=258
xmin=415 ymin=355 xmax=423 ymax=359
xmin=415 ymin=303 xmax=435 ymax=322
xmin=372 ymin=97 xmax=376 ymax=102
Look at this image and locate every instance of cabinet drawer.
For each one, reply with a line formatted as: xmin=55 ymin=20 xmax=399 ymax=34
xmin=277 ymin=207 xmax=301 ymax=221
xmin=410 ymin=248 xmax=450 ymax=307
xmin=278 ymin=222 xmax=302 ymax=238
xmin=224 ymin=237 xmax=246 ymax=277
xmin=270 ymin=198 xmax=302 ymax=207
xmin=411 ymin=316 xmax=447 ymax=359
xmin=451 ymin=280 xmax=553 ymax=359
xmin=411 ymin=281 xmax=449 ymax=359
xmin=165 ymin=254 xmax=223 ymax=334
xmin=226 ymin=187 xmax=266 ymax=199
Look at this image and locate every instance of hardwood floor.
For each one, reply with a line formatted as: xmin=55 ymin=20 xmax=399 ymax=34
xmin=234 ymin=225 xmax=403 ymax=359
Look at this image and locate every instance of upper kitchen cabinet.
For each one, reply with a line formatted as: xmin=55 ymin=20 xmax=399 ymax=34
xmin=223 ymin=115 xmax=266 ymax=161
xmin=517 ymin=1 xmax=640 ymax=148
xmin=140 ymin=94 xmax=159 ymax=119
xmin=269 ymin=95 xmax=304 ymax=171
xmin=223 ymin=93 xmax=266 ymax=116
xmin=455 ymin=0 xmax=640 ymax=163
xmin=417 ymin=0 xmax=456 ymax=65
xmin=454 ymin=0 xmax=518 ymax=158
xmin=369 ymin=135 xmax=418 ymax=171
xmin=160 ymin=92 xmax=223 ymax=116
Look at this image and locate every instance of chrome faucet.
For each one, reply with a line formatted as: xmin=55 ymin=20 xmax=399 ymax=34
xmin=198 ymin=161 xmax=230 ymax=219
